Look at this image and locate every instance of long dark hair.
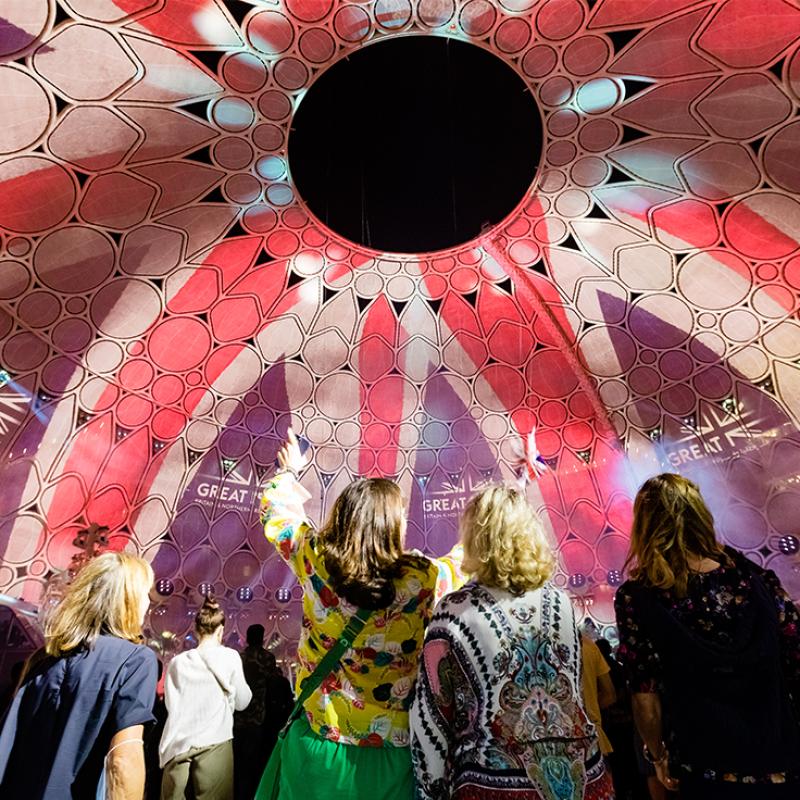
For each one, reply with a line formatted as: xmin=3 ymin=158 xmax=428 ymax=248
xmin=319 ymin=478 xmax=420 ymax=609
xmin=624 ymin=473 xmax=730 ymax=596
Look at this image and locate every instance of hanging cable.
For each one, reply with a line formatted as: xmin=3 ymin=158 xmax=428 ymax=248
xmin=361 ymin=157 xmax=372 ymax=248
xmin=446 ymin=38 xmax=458 ymax=243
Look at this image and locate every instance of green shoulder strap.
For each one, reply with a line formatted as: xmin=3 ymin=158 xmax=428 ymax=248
xmin=286 ymin=606 xmax=372 ymax=725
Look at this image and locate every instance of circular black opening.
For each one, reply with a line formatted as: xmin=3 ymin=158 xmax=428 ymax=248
xmin=288 ymin=36 xmax=543 ymax=253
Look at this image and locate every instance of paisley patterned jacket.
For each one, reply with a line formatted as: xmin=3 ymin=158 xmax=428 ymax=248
xmin=410 ymin=582 xmax=614 ymax=800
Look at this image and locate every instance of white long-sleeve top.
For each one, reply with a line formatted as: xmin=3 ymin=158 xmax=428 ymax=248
xmin=159 ymin=642 xmax=252 ymax=767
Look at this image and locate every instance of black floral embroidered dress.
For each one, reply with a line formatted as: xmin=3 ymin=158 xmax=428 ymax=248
xmin=615 ymin=549 xmax=800 ymax=786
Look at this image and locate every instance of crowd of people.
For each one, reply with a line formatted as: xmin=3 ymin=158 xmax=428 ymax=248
xmin=0 ymin=430 xmax=798 ymax=799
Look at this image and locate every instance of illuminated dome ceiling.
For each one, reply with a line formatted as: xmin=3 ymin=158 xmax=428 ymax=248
xmin=1 ymin=0 xmax=799 ymax=648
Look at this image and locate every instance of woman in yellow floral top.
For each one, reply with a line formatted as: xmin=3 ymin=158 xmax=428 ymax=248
xmin=260 ymin=430 xmax=465 ymax=799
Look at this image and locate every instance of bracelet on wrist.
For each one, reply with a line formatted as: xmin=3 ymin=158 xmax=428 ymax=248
xmin=276 ymin=466 xmax=299 ymax=479
xmin=642 ymin=741 xmax=668 ymax=765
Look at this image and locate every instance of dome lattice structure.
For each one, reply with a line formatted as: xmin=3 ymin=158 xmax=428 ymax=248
xmin=0 ymin=0 xmax=799 ymax=650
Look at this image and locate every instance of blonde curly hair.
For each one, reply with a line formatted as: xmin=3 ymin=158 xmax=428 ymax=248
xmin=461 ymin=485 xmax=555 ymax=594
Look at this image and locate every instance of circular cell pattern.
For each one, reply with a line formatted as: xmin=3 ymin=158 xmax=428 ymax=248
xmin=725 ymin=193 xmax=800 ymax=260
xmin=0 ymin=67 xmax=51 ymax=154
xmin=149 ymin=318 xmax=212 ymax=371
xmin=677 ymin=250 xmax=752 ymax=310
xmin=0 ymin=156 xmax=76 ymax=232
xmin=92 ymin=280 xmax=161 ymax=339
xmin=0 ymin=1 xmax=51 ymax=58
xmin=222 ymin=52 xmax=268 ymax=93
xmin=35 ymin=227 xmax=116 ymax=292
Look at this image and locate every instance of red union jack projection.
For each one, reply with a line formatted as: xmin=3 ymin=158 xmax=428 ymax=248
xmin=0 ymin=0 xmax=799 ymax=653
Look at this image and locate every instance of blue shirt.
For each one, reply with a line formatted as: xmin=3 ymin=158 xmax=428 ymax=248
xmin=0 ymin=635 xmax=157 ymax=799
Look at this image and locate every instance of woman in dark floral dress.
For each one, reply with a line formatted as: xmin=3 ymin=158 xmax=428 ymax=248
xmin=615 ymin=473 xmax=800 ymax=799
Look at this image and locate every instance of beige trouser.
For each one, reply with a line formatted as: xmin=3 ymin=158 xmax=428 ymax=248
xmin=161 ymin=740 xmax=234 ymax=800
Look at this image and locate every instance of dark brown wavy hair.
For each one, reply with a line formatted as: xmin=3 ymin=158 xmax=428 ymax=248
xmin=195 ymin=596 xmax=225 ymax=636
xmin=320 ymin=478 xmax=421 ymax=609
xmin=624 ymin=473 xmax=730 ymax=597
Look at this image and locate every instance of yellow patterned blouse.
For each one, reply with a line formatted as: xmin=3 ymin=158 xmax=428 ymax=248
xmin=261 ymin=472 xmax=466 ymax=748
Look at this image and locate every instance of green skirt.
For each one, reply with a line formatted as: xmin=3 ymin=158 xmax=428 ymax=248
xmin=275 ymin=717 xmax=413 ymax=800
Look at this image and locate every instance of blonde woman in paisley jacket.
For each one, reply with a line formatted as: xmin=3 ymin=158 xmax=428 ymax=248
xmin=411 ymin=485 xmax=614 ymax=800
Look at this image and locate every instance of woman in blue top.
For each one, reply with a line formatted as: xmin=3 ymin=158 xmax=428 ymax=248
xmin=0 ymin=551 xmax=158 ymax=799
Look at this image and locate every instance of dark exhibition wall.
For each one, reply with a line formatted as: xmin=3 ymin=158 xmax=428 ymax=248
xmin=0 ymin=0 xmax=799 ymax=666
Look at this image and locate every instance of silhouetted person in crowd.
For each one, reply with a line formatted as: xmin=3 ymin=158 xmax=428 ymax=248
xmin=0 ymin=661 xmax=24 ymax=719
xmin=145 ymin=659 xmax=168 ymax=800
xmin=581 ymin=633 xmax=616 ymax=762
xmin=0 ymin=553 xmax=158 ymax=799
xmin=160 ymin=597 xmax=251 ymax=800
xmin=616 ymin=473 xmax=800 ymax=799
xmin=594 ymin=638 xmax=643 ymax=800
xmin=595 ymin=639 xmax=620 ymax=687
xmin=261 ymin=651 xmax=293 ymax=760
xmin=234 ymin=624 xmax=273 ymax=800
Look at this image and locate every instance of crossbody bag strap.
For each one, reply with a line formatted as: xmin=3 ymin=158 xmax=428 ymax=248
xmin=286 ymin=606 xmax=372 ymax=725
